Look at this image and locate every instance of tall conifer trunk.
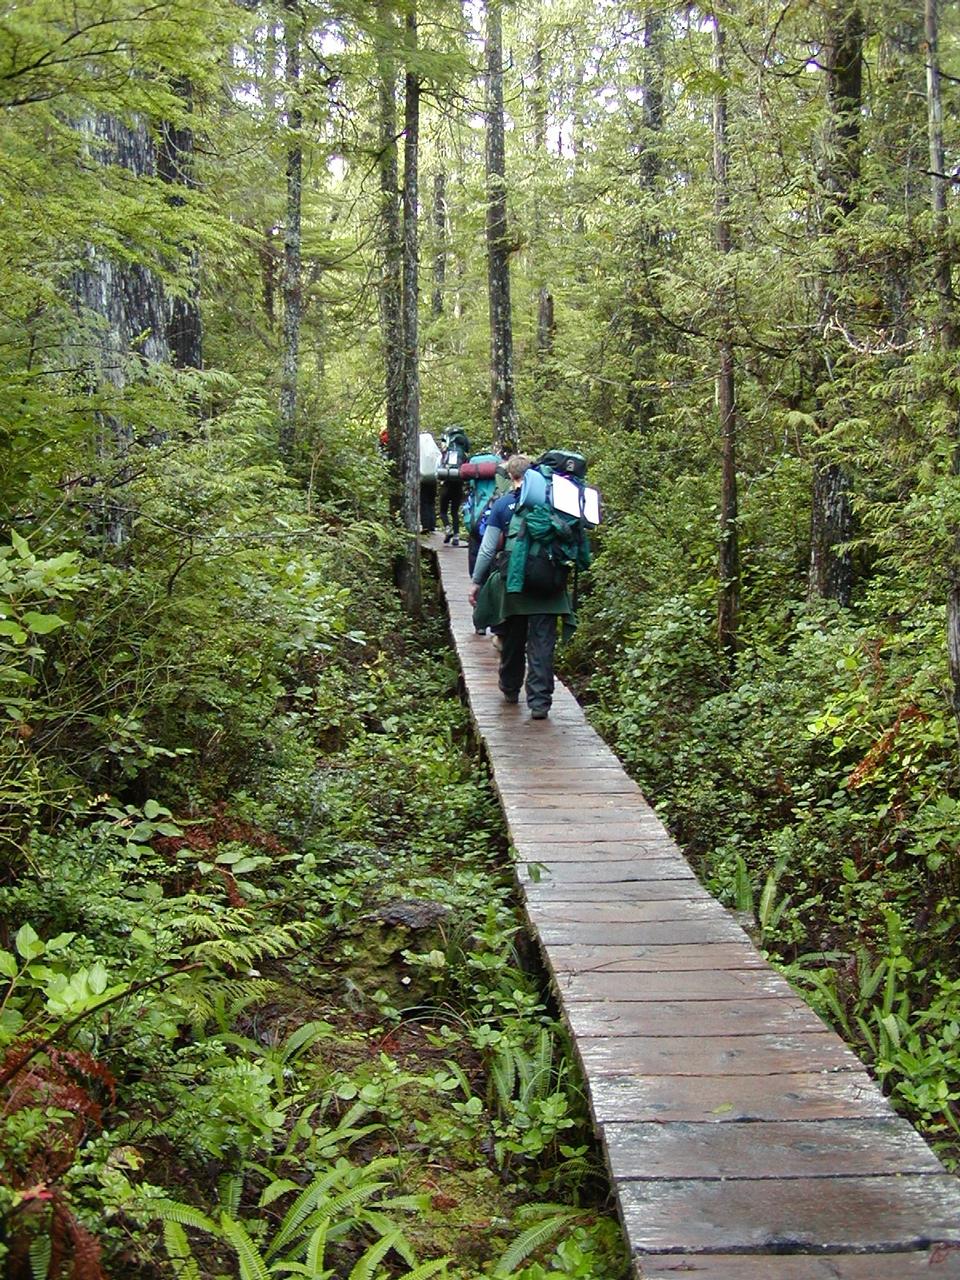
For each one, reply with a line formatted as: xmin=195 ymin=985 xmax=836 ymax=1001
xmin=924 ymin=0 xmax=960 ymax=731
xmin=625 ymin=8 xmax=664 ymax=434
xmin=484 ymin=0 xmax=518 ymax=455
xmin=400 ymin=4 xmax=422 ymax=615
xmin=808 ymin=1 xmax=861 ymax=606
xmin=432 ymin=162 xmax=446 ymax=319
xmin=377 ymin=1 xmax=404 ymax=461
xmin=157 ymin=78 xmax=202 ymax=372
xmin=713 ymin=16 xmax=739 ymax=662
xmin=531 ymin=41 xmax=554 ymax=371
xmin=75 ymin=115 xmax=170 ymax=547
xmin=279 ymin=0 xmax=302 ymax=463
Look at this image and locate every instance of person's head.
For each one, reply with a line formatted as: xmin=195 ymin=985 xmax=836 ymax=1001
xmin=504 ymin=454 xmax=531 ymax=487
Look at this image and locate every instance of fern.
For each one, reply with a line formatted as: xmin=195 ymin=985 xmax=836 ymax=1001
xmin=219 ymin=1170 xmax=244 ymax=1216
xmin=162 ymin=1222 xmax=202 ymax=1280
xmin=305 ymin=1221 xmax=331 ymax=1275
xmin=264 ymin=1161 xmax=356 ymax=1259
xmin=29 ymin=1234 xmax=52 ymax=1280
xmin=494 ymin=1208 xmax=582 ymax=1275
xmin=220 ymin=1213 xmax=271 ymax=1280
xmin=347 ymin=1228 xmax=402 ymax=1280
xmin=398 ymin=1261 xmax=451 ymax=1280
xmin=153 ymin=1199 xmax=218 ymax=1234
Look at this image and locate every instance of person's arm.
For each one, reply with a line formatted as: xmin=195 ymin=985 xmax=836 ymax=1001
xmin=472 ymin=524 xmax=502 ymax=586
xmin=468 ymin=523 xmax=504 ymax=605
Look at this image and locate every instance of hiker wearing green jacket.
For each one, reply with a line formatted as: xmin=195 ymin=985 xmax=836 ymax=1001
xmin=467 ymin=455 xmax=574 ymax=721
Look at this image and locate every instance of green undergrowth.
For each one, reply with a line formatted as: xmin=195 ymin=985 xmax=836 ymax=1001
xmin=0 ymin=547 xmax=628 ymax=1278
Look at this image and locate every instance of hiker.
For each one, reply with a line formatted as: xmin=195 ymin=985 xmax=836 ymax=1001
xmin=419 ymin=431 xmax=441 ymax=533
xmin=437 ymin=427 xmax=470 ymax=545
xmin=463 ymin=448 xmax=509 ymax=574
xmin=467 ymin=454 xmax=573 ymax=721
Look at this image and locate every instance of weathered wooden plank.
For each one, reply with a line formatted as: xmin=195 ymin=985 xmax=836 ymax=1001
xmin=588 ymin=1070 xmax=893 ymax=1124
xmin=494 ymin=769 xmax=644 ymax=792
xmin=529 ymin=899 xmax=724 ymax=925
xmin=577 ymin=1031 xmax=863 ymax=1076
xmin=555 ymin=968 xmax=794 ymax=1002
xmin=536 ymin=919 xmax=748 ymax=946
xmin=524 ymin=879 xmax=709 ymax=905
xmin=633 ymin=1249 xmax=960 ymax=1279
xmin=514 ymin=821 xmax=671 ymax=841
xmin=513 ymin=856 xmax=696 ymax=880
xmin=512 ymin=840 xmax=682 ymax=862
xmin=604 ymin=1117 xmax=944 ymax=1180
xmin=504 ymin=795 xmax=652 ymax=816
xmin=617 ymin=1175 xmax=960 ymax=1253
xmin=565 ymin=997 xmax=827 ymax=1039
xmin=543 ymin=942 xmax=768 ymax=973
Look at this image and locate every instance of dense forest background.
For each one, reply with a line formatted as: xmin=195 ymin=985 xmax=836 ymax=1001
xmin=1 ymin=0 xmax=959 ymax=1275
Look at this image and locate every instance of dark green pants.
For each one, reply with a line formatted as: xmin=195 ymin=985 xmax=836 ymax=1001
xmin=499 ymin=613 xmax=557 ymax=713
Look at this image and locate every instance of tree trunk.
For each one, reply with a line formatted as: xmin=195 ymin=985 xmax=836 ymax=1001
xmin=808 ymin=0 xmax=861 ymax=607
xmin=484 ymin=0 xmax=518 ymax=455
xmin=157 ymin=78 xmax=202 ymax=372
xmin=713 ymin=16 xmax=739 ymax=663
xmin=377 ymin=1 xmax=404 ymax=462
xmin=531 ymin=42 xmax=554 ymax=370
xmin=432 ymin=163 xmax=446 ymax=319
xmin=924 ymin=0 xmax=960 ymax=732
xmin=74 ymin=114 xmax=170 ymax=547
xmin=625 ymin=7 xmax=664 ymax=434
xmin=399 ymin=4 xmax=422 ymax=616
xmin=279 ymin=0 xmax=302 ymax=464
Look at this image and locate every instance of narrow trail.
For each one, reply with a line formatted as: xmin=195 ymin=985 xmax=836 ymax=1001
xmin=430 ymin=535 xmax=960 ymax=1280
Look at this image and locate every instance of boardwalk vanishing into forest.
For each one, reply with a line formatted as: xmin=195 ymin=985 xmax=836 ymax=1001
xmin=431 ymin=537 xmax=960 ymax=1280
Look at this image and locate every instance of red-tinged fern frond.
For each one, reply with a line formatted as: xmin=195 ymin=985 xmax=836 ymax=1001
xmin=51 ymin=1048 xmax=116 ymax=1105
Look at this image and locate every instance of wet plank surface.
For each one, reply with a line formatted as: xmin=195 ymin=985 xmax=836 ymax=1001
xmin=433 ymin=537 xmax=960 ymax=1275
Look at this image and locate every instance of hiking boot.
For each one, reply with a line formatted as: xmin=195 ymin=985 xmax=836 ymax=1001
xmin=530 ymin=708 xmax=549 ymax=720
xmin=451 ymin=537 xmax=460 ymax=547
xmin=502 ymin=690 xmax=520 ymax=704
xmin=443 ymin=531 xmax=452 ymax=544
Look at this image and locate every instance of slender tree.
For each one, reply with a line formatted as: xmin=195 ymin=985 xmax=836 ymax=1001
xmin=924 ymin=0 xmax=960 ymax=731
xmin=431 ymin=155 xmax=447 ymax=319
xmin=484 ymin=0 xmax=519 ymax=455
xmin=279 ymin=0 xmax=303 ymax=462
xmin=712 ymin=14 xmax=739 ymax=662
xmin=400 ymin=2 xmax=423 ymax=615
xmin=377 ymin=1 xmax=404 ymax=460
xmin=157 ymin=78 xmax=202 ymax=372
xmin=625 ymin=7 xmax=665 ymax=435
xmin=808 ymin=0 xmax=862 ymax=606
xmin=531 ymin=39 xmax=554 ymax=369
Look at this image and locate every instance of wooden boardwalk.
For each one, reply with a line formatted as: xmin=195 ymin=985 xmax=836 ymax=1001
xmin=433 ymin=538 xmax=960 ymax=1279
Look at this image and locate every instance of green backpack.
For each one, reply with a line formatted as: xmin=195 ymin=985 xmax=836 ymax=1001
xmin=504 ymin=465 xmax=592 ymax=597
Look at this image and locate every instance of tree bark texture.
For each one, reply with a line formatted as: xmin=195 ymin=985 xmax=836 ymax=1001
xmin=377 ymin=1 xmax=404 ymax=462
xmin=400 ymin=5 xmax=422 ymax=616
xmin=484 ymin=0 xmax=518 ymax=456
xmin=626 ymin=8 xmax=664 ymax=434
xmin=157 ymin=78 xmax=202 ymax=372
xmin=808 ymin=0 xmax=861 ymax=607
xmin=924 ymin=0 xmax=960 ymax=732
xmin=432 ymin=164 xmax=446 ymax=319
xmin=531 ymin=42 xmax=554 ymax=369
xmin=74 ymin=113 xmax=171 ymax=546
xmin=279 ymin=0 xmax=302 ymax=463
xmin=713 ymin=17 xmax=739 ymax=663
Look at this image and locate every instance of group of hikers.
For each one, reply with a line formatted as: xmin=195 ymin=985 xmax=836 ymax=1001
xmin=418 ymin=428 xmax=596 ymax=722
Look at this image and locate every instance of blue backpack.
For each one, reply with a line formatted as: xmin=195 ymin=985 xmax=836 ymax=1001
xmin=461 ymin=454 xmax=506 ymax=537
